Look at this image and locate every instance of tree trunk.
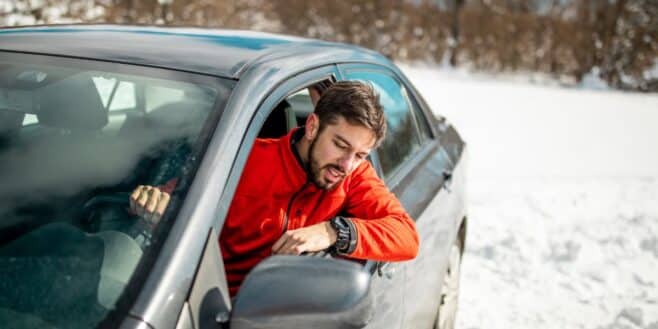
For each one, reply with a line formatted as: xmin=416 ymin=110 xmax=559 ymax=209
xmin=449 ymin=0 xmax=464 ymax=67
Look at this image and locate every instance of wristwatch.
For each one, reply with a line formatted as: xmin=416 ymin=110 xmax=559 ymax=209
xmin=329 ymin=216 xmax=357 ymax=255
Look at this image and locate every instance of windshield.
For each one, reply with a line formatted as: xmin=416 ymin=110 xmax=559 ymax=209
xmin=0 ymin=52 xmax=232 ymax=328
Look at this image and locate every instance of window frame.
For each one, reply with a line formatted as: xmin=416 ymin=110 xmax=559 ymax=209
xmin=337 ymin=63 xmax=434 ymax=189
xmin=214 ymin=65 xmax=340 ymax=234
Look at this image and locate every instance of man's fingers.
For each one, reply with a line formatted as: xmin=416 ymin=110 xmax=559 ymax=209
xmin=136 ymin=186 xmax=152 ymax=216
xmin=272 ymin=234 xmax=288 ymax=253
xmin=149 ymin=192 xmax=170 ymax=224
xmin=271 ymin=223 xmax=334 ymax=255
xmin=130 ymin=185 xmax=144 ymax=213
xmin=272 ymin=232 xmax=299 ymax=254
xmin=145 ymin=188 xmax=161 ymax=214
xmin=274 ymin=233 xmax=306 ymax=255
xmin=154 ymin=192 xmax=170 ymax=220
xmin=279 ymin=239 xmax=296 ymax=254
xmin=284 ymin=241 xmax=306 ymax=255
xmin=138 ymin=186 xmax=152 ymax=206
xmin=127 ymin=185 xmax=171 ymax=226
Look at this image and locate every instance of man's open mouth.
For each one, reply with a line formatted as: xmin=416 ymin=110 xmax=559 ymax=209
xmin=325 ymin=166 xmax=344 ymax=183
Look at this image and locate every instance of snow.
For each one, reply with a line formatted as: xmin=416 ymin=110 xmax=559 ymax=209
xmin=581 ymin=67 xmax=610 ymax=91
xmin=399 ymin=64 xmax=658 ymax=329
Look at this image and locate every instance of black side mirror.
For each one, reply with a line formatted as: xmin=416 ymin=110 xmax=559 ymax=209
xmin=230 ymin=255 xmax=373 ymax=329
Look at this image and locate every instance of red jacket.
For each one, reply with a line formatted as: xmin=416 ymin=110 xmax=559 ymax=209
xmin=219 ymin=129 xmax=419 ymax=296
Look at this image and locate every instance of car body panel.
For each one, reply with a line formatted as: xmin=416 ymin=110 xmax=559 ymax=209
xmin=0 ymin=25 xmax=383 ymax=80
xmin=0 ymin=25 xmax=300 ymax=78
xmin=0 ymin=25 xmax=467 ymax=329
xmin=334 ymin=61 xmax=467 ymax=329
xmin=401 ymin=145 xmax=467 ymax=328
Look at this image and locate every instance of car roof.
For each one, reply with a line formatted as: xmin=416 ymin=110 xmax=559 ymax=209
xmin=0 ymin=24 xmax=388 ymax=79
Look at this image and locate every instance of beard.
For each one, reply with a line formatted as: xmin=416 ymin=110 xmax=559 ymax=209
xmin=306 ymin=136 xmax=346 ymax=190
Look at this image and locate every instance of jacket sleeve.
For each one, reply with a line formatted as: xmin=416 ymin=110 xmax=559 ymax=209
xmin=342 ymin=162 xmax=419 ymax=261
xmin=157 ymin=177 xmax=178 ymax=194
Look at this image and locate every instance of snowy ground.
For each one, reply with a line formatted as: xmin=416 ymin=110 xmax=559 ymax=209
xmin=400 ymin=64 xmax=658 ymax=329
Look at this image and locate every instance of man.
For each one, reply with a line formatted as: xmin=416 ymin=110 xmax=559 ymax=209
xmin=132 ymin=81 xmax=419 ymax=296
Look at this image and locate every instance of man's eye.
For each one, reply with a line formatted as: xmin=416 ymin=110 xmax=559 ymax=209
xmin=334 ymin=141 xmax=347 ymax=149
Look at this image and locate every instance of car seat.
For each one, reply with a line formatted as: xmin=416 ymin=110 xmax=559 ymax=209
xmin=0 ymin=222 xmax=141 ymax=322
xmin=258 ymin=99 xmax=297 ymax=139
xmin=37 ymin=73 xmax=108 ymax=133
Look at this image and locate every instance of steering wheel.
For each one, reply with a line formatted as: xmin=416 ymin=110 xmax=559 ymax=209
xmin=78 ymin=192 xmax=149 ymax=237
xmin=82 ymin=192 xmax=132 ymax=210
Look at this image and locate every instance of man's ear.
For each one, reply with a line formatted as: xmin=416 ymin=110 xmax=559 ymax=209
xmin=305 ymin=113 xmax=319 ymax=140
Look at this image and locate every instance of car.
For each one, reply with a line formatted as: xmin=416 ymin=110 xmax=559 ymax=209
xmin=0 ymin=25 xmax=467 ymax=329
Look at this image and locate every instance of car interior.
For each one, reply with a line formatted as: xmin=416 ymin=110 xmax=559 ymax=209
xmin=0 ymin=74 xmax=214 ymax=239
xmin=257 ymin=83 xmax=325 ymax=139
xmin=0 ymin=64 xmax=219 ymax=327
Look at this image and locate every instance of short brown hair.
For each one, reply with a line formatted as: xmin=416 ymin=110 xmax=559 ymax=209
xmin=313 ymin=81 xmax=387 ymax=146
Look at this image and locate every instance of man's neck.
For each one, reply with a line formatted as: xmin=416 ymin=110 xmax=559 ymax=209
xmin=296 ymin=139 xmax=310 ymax=167
xmin=292 ymin=128 xmax=310 ymax=169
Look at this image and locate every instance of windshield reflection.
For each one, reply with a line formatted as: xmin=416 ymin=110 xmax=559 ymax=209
xmin=0 ymin=53 xmax=229 ymax=329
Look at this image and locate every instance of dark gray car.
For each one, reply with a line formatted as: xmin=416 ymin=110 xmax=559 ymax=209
xmin=0 ymin=25 xmax=467 ymax=329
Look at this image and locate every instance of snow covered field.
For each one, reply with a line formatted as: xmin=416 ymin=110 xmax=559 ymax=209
xmin=400 ymin=65 xmax=658 ymax=329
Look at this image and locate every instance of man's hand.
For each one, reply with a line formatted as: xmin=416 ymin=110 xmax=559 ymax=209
xmin=129 ymin=185 xmax=171 ymax=224
xmin=272 ymin=221 xmax=337 ymax=255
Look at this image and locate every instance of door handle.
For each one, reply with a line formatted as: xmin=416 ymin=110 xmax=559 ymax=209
xmin=442 ymin=170 xmax=453 ymax=193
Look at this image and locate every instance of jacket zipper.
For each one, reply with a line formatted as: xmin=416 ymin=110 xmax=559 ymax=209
xmin=282 ymin=183 xmax=309 ymax=234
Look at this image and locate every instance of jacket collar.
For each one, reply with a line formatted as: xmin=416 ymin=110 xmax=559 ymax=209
xmin=280 ymin=127 xmax=310 ymax=191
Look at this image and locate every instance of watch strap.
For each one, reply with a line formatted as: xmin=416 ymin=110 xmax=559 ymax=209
xmin=330 ymin=216 xmax=357 ymax=255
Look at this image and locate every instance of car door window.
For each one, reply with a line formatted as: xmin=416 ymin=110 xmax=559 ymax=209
xmin=22 ymin=114 xmax=38 ymax=126
xmin=344 ymin=70 xmax=422 ymax=178
xmin=405 ymin=88 xmax=432 ymax=143
xmin=92 ymin=77 xmax=137 ymax=112
xmin=146 ymin=85 xmax=186 ymax=112
xmin=257 ymin=79 xmax=333 ymax=139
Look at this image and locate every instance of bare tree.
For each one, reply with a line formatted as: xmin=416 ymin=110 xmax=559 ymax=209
xmin=448 ymin=0 xmax=464 ymax=66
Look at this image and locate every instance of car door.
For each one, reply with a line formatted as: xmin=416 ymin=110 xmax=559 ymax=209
xmin=339 ymin=64 xmax=460 ymax=328
xmin=394 ymin=73 xmax=466 ymax=329
xmin=203 ymin=64 xmax=341 ymax=327
xmin=337 ymin=65 xmax=417 ymax=329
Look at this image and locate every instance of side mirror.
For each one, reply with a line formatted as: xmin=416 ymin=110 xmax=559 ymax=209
xmin=230 ymin=255 xmax=373 ymax=329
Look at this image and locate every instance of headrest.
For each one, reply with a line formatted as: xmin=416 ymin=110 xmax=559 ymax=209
xmin=37 ymin=74 xmax=108 ymax=131
xmin=146 ymin=100 xmax=211 ymax=139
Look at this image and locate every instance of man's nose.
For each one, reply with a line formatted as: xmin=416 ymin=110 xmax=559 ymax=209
xmin=337 ymin=154 xmax=356 ymax=173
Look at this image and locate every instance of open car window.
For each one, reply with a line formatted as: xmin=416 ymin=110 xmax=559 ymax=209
xmin=257 ymin=80 xmax=332 ymax=139
xmin=0 ymin=52 xmax=232 ymax=329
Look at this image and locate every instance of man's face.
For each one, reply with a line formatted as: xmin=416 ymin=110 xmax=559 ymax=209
xmin=306 ymin=115 xmax=376 ymax=190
